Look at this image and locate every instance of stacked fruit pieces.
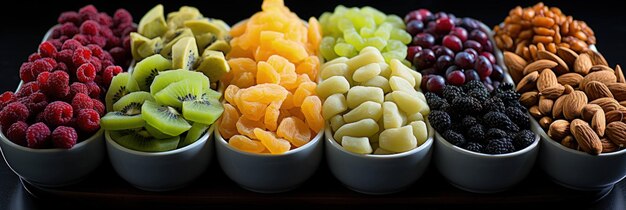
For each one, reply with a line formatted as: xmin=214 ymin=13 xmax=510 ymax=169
xmin=0 ymin=5 xmax=133 ymax=149
xmin=130 ymin=5 xmax=232 ymax=87
xmin=318 ymin=6 xmax=412 ymax=64
xmin=219 ymin=0 xmax=323 ymax=154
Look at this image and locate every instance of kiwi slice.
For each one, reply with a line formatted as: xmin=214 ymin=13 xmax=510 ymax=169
xmin=182 ymin=98 xmax=223 ymax=125
xmin=194 ymin=33 xmax=217 ymax=52
xmin=141 ymin=100 xmax=191 ymax=136
xmin=136 ymin=36 xmax=163 ymax=61
xmin=196 ymin=50 xmax=230 ymax=82
xmin=160 ymin=28 xmax=194 ymax=58
xmin=101 ymin=112 xmax=145 ymax=130
xmin=171 ymin=37 xmax=199 ymax=70
xmin=204 ymin=40 xmax=231 ymax=55
xmin=166 ymin=7 xmax=203 ymax=31
xmin=109 ymin=130 xmax=136 ymax=140
xmin=138 ymin=4 xmax=167 ymax=39
xmin=208 ymin=19 xmax=231 ymax=35
xmin=145 ymin=123 xmax=174 ymax=139
xmin=202 ymin=88 xmax=222 ymax=101
xmin=112 ymin=91 xmax=154 ymax=111
xmin=114 ymin=130 xmax=180 ymax=152
xmin=184 ymin=19 xmax=226 ymax=39
xmin=130 ymin=32 xmax=151 ymax=60
xmin=179 ymin=122 xmax=209 ymax=148
xmin=132 ymin=54 xmax=172 ymax=91
xmin=150 ymin=70 xmax=209 ymax=96
xmin=154 ymin=79 xmax=203 ymax=108
xmin=106 ymin=72 xmax=140 ymax=112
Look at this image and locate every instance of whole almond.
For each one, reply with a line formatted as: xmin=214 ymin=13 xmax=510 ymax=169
xmin=537 ymin=69 xmax=558 ymax=92
xmin=537 ymin=50 xmax=569 ymax=75
xmin=524 ymin=59 xmax=558 ymax=75
xmin=563 ymin=91 xmax=588 ymax=120
xmin=561 ymin=135 xmax=578 ymax=150
xmin=605 ymin=110 xmax=625 ymax=124
xmin=520 ymin=91 xmax=539 ymax=107
xmin=557 ymin=73 xmax=584 ymax=87
xmin=552 ymin=95 xmax=567 ymax=118
xmin=517 ymin=71 xmax=539 ymax=93
xmin=539 ymin=116 xmax=553 ymax=130
xmin=584 ymin=81 xmax=614 ymax=101
xmin=563 ymin=85 xmax=574 ymax=94
xmin=601 ymin=138 xmax=619 ymax=153
xmin=570 ymin=119 xmax=602 ymax=155
xmin=589 ymin=65 xmax=614 ymax=73
xmin=606 ymin=121 xmax=626 ymax=147
xmin=548 ymin=119 xmax=570 ymax=140
xmin=582 ymin=104 xmax=603 ymax=121
xmin=557 ymin=47 xmax=579 ymax=68
xmin=539 ymin=96 xmax=554 ymax=116
xmin=504 ymin=52 xmax=527 ymax=83
xmin=616 ymin=64 xmax=625 ymax=83
xmin=540 ymin=85 xmax=565 ymax=99
xmin=591 ymin=109 xmax=606 ymax=137
xmin=590 ymin=97 xmax=621 ymax=113
xmin=585 ymin=50 xmax=609 ymax=66
xmin=606 ymin=83 xmax=626 ymax=101
xmin=621 ymin=101 xmax=626 ymax=107
xmin=573 ymin=53 xmax=593 ymax=75
xmin=580 ymin=71 xmax=617 ymax=92
xmin=529 ymin=106 xmax=543 ymax=118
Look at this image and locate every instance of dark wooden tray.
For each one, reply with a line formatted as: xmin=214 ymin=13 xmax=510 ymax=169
xmin=21 ymin=158 xmax=616 ymax=208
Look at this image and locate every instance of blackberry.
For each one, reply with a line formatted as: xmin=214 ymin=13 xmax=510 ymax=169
xmin=464 ymin=142 xmax=483 ymax=153
xmin=483 ymin=111 xmax=520 ymax=132
xmin=425 ymin=92 xmax=448 ymax=110
xmin=461 ymin=116 xmax=479 ymax=129
xmin=513 ymin=130 xmax=535 ymax=150
xmin=484 ymin=138 xmax=515 ymax=154
xmin=441 ymin=85 xmax=465 ymax=102
xmin=462 ymin=80 xmax=485 ymax=92
xmin=443 ymin=130 xmax=466 ymax=146
xmin=452 ymin=96 xmax=482 ymax=113
xmin=486 ymin=128 xmax=508 ymax=140
xmin=428 ymin=110 xmax=451 ymax=132
xmin=498 ymin=83 xmax=515 ymax=92
xmin=494 ymin=87 xmax=520 ymax=104
xmin=482 ymin=97 xmax=505 ymax=113
xmin=467 ymin=88 xmax=489 ymax=101
xmin=466 ymin=124 xmax=485 ymax=142
xmin=505 ymin=107 xmax=530 ymax=129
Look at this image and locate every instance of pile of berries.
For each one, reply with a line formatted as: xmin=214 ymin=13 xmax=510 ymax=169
xmin=0 ymin=5 xmax=134 ymax=149
xmin=426 ymin=81 xmax=535 ymax=154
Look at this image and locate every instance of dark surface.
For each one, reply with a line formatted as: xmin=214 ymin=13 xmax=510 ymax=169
xmin=1 ymin=0 xmax=625 ymax=209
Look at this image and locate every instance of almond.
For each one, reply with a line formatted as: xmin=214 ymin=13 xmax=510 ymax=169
xmin=563 ymin=85 xmax=574 ymax=94
xmin=537 ymin=50 xmax=569 ymax=75
xmin=548 ymin=119 xmax=570 ymax=140
xmin=570 ymin=119 xmax=602 ymax=155
xmin=606 ymin=83 xmax=626 ymax=101
xmin=590 ymin=97 xmax=621 ymax=113
xmin=519 ymin=91 xmax=539 ymax=107
xmin=584 ymin=81 xmax=614 ymax=101
xmin=582 ymin=104 xmax=602 ymax=121
xmin=516 ymin=71 xmax=539 ymax=93
xmin=606 ymin=121 xmax=626 ymax=147
xmin=557 ymin=73 xmax=584 ymax=87
xmin=529 ymin=105 xmax=543 ymax=118
xmin=580 ymin=71 xmax=617 ymax=92
xmin=589 ymin=65 xmax=614 ymax=73
xmin=540 ymin=85 xmax=565 ymax=99
xmin=552 ymin=95 xmax=567 ymax=118
xmin=563 ymin=91 xmax=588 ymax=120
xmin=504 ymin=52 xmax=527 ymax=83
xmin=621 ymin=101 xmax=626 ymax=107
xmin=591 ymin=109 xmax=606 ymax=137
xmin=523 ymin=59 xmax=558 ymax=75
xmin=573 ymin=53 xmax=593 ymax=75
xmin=561 ymin=135 xmax=578 ymax=150
xmin=557 ymin=47 xmax=579 ymax=68
xmin=585 ymin=50 xmax=609 ymax=66
xmin=539 ymin=96 xmax=554 ymax=116
xmin=616 ymin=64 xmax=625 ymax=83
xmin=605 ymin=110 xmax=625 ymax=123
xmin=537 ymin=69 xmax=558 ymax=92
xmin=601 ymin=138 xmax=619 ymax=153
xmin=539 ymin=116 xmax=553 ymax=130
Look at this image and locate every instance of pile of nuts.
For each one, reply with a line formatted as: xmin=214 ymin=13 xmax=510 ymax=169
xmin=494 ymin=3 xmax=596 ymax=62
xmin=504 ymin=48 xmax=626 ymax=155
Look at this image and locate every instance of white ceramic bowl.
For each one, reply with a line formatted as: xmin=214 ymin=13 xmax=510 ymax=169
xmin=0 ymin=129 xmax=105 ymax=187
xmin=532 ymin=118 xmax=626 ymax=191
xmin=215 ymin=127 xmax=323 ymax=193
xmin=434 ymin=131 xmax=539 ymax=193
xmin=325 ymin=124 xmax=434 ymax=194
xmin=105 ymin=125 xmax=214 ymax=191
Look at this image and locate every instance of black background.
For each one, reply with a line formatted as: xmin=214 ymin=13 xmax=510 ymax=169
xmin=0 ymin=0 xmax=625 ymax=209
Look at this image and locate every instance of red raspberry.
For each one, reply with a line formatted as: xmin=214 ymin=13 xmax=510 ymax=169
xmin=19 ymin=62 xmax=34 ymax=82
xmin=79 ymin=5 xmax=98 ymax=16
xmin=102 ymin=65 xmax=122 ymax=87
xmin=48 ymin=39 xmax=63 ymax=51
xmin=41 ymin=71 xmax=69 ymax=99
xmin=71 ymin=93 xmax=93 ymax=113
xmin=58 ymin=11 xmax=80 ymax=25
xmin=6 ymin=121 xmax=28 ymax=146
xmin=62 ymin=39 xmax=82 ymax=51
xmin=60 ymin=22 xmax=79 ymax=37
xmin=106 ymin=36 xmax=121 ymax=49
xmin=52 ymin=126 xmax=77 ymax=149
xmin=43 ymin=101 xmax=73 ymax=126
xmin=77 ymin=109 xmax=100 ymax=133
xmin=41 ymin=57 xmax=57 ymax=69
xmin=16 ymin=82 xmax=39 ymax=98
xmin=39 ymin=42 xmax=57 ymax=58
xmin=26 ymin=92 xmax=48 ymax=115
xmin=113 ymin=9 xmax=133 ymax=25
xmin=51 ymin=27 xmax=62 ymax=39
xmin=0 ymin=102 xmax=29 ymax=129
xmin=56 ymin=50 xmax=73 ymax=67
xmin=87 ymin=44 xmax=103 ymax=58
xmin=80 ymin=20 xmax=100 ymax=36
xmin=94 ymin=75 xmax=103 ymax=86
xmin=120 ymin=26 xmax=136 ymax=39
xmin=72 ymin=47 xmax=92 ymax=66
xmin=91 ymin=36 xmax=107 ymax=48
xmin=37 ymin=71 xmax=50 ymax=87
xmin=31 ymin=59 xmax=54 ymax=77
xmin=77 ymin=63 xmax=96 ymax=82
xmin=101 ymin=59 xmax=114 ymax=69
xmin=122 ymin=35 xmax=131 ymax=50
xmin=28 ymin=53 xmax=41 ymax=62
xmin=58 ymin=36 xmax=69 ymax=43
xmin=109 ymin=47 xmax=126 ymax=64
xmin=97 ymin=13 xmax=113 ymax=27
xmin=69 ymin=82 xmax=89 ymax=99
xmin=0 ymin=91 xmax=16 ymax=110
xmin=26 ymin=122 xmax=51 ymax=149
xmin=86 ymin=82 xmax=101 ymax=98
xmin=100 ymin=27 xmax=114 ymax=40
xmin=72 ymin=34 xmax=90 ymax=46
xmin=91 ymin=99 xmax=105 ymax=116
xmin=55 ymin=62 xmax=68 ymax=72
xmin=90 ymin=57 xmax=102 ymax=73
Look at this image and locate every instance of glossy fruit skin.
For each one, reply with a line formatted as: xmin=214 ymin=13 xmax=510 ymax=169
xmin=426 ymin=75 xmax=446 ymax=94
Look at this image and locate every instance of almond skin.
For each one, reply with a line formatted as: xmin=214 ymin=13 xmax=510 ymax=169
xmin=585 ymin=49 xmax=609 ymax=66
xmin=615 ymin=64 xmax=625 ymax=83
xmin=584 ymin=81 xmax=614 ymax=101
xmin=591 ymin=109 xmax=606 ymax=137
xmin=524 ymin=59 xmax=558 ymax=75
xmin=539 ymin=96 xmax=554 ymax=116
xmin=552 ymin=95 xmax=567 ymax=118
xmin=548 ymin=119 xmax=570 ymax=141
xmin=529 ymin=105 xmax=543 ymax=118
xmin=517 ymin=71 xmax=539 ymax=93
xmin=540 ymin=85 xmax=565 ymax=99
xmin=561 ymin=135 xmax=578 ymax=150
xmin=537 ymin=50 xmax=569 ymax=75
xmin=606 ymin=121 xmax=626 ymax=147
xmin=581 ymin=104 xmax=603 ymax=121
xmin=590 ymin=97 xmax=621 ymax=113
xmin=573 ymin=53 xmax=593 ymax=75
xmin=570 ymin=119 xmax=602 ymax=155
xmin=601 ymin=138 xmax=619 ymax=153
xmin=539 ymin=116 xmax=553 ymax=130
xmin=605 ymin=109 xmax=626 ymax=123
xmin=580 ymin=71 xmax=617 ymax=92
xmin=520 ymin=91 xmax=539 ymax=107
xmin=504 ymin=51 xmax=527 ymax=83
xmin=537 ymin=69 xmax=558 ymax=92
xmin=563 ymin=91 xmax=588 ymax=120
xmin=606 ymin=83 xmax=626 ymax=101
xmin=557 ymin=73 xmax=584 ymax=88
xmin=557 ymin=47 xmax=579 ymax=68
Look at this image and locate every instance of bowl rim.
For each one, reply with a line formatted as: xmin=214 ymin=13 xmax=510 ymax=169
xmin=325 ymin=120 xmax=434 ymax=159
xmin=0 ymin=128 xmax=104 ymax=153
xmin=435 ymin=130 xmax=540 ymax=159
xmin=214 ymin=124 xmax=323 ymax=157
xmin=104 ymin=125 xmax=213 ymax=156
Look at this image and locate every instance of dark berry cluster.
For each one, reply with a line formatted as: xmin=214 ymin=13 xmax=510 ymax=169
xmin=427 ymin=80 xmax=535 ymax=154
xmin=1 ymin=5 xmax=132 ymax=149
